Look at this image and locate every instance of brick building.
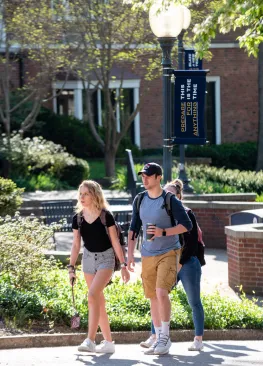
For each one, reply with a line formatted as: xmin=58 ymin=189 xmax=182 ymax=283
xmin=51 ymin=34 xmax=259 ymax=150
xmin=3 ymin=23 xmax=258 ymax=151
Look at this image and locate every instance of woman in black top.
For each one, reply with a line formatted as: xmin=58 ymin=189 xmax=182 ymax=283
xmin=141 ymin=179 xmax=204 ymax=352
xmin=68 ymin=180 xmax=129 ymax=354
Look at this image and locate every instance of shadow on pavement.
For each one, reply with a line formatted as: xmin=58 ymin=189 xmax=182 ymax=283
xmin=72 ymin=342 xmax=261 ymax=366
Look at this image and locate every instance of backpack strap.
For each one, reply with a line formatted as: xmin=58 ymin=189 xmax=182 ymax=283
xmin=100 ymin=209 xmax=110 ymax=239
xmin=77 ymin=212 xmax=83 ymax=234
xmin=131 ymin=191 xmax=146 ymax=240
xmin=135 ymin=190 xmax=146 ymax=214
xmin=162 ymin=191 xmax=176 ymax=226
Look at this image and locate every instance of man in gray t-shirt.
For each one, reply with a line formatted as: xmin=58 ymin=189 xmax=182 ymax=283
xmin=128 ymin=162 xmax=192 ymax=355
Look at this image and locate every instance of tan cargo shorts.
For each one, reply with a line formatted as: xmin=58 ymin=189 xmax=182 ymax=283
xmin=141 ymin=249 xmax=181 ymax=298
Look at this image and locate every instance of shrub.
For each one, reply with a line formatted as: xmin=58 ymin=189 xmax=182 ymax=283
xmin=0 ymin=213 xmax=60 ymax=290
xmin=185 ymin=142 xmax=257 ymax=171
xmin=13 ymin=173 xmax=70 ymax=192
xmin=1 ymin=273 xmax=263 ymax=330
xmin=0 ymin=178 xmax=24 ymax=216
xmin=30 ymin=109 xmax=141 ymax=160
xmin=60 ymin=158 xmax=90 ymax=187
xmin=30 ymin=109 xmax=103 ymax=159
xmin=186 ymin=164 xmax=263 ymax=194
xmin=0 ymin=134 xmax=89 ymax=190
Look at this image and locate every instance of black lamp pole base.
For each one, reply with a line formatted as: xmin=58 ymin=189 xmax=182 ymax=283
xmin=178 ymin=164 xmax=194 ymax=193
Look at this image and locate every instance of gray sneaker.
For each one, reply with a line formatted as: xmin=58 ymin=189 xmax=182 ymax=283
xmin=154 ymin=334 xmax=172 ymax=355
xmin=140 ymin=335 xmax=156 ymax=348
xmin=78 ymin=338 xmax=96 ymax=352
xmin=144 ymin=340 xmax=158 ymax=355
xmin=188 ymin=338 xmax=204 ymax=351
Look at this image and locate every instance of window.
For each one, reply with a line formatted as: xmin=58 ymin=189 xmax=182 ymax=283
xmin=205 ymin=82 xmax=216 ymax=144
xmin=57 ymin=90 xmax=74 ymax=116
xmin=205 ymin=77 xmax=221 ymax=144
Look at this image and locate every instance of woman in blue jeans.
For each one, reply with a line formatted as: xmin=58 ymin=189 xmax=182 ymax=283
xmin=140 ymin=179 xmax=205 ymax=352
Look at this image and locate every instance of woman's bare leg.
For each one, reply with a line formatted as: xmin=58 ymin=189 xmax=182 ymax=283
xmin=84 ymin=270 xmax=112 ymax=341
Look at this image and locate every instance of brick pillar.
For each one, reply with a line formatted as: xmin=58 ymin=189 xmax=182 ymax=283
xmin=225 ymin=224 xmax=263 ymax=295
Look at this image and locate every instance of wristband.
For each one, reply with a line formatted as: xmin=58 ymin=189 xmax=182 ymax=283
xmin=67 ymin=264 xmax=75 ymax=270
xmin=120 ymin=262 xmax=127 ymax=269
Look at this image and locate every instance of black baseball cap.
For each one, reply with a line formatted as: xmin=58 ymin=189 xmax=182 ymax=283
xmin=138 ymin=162 xmax=163 ymax=176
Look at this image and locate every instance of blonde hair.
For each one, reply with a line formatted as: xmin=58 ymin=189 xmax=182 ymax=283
xmin=164 ymin=178 xmax=184 ymax=199
xmin=75 ymin=180 xmax=109 ymax=213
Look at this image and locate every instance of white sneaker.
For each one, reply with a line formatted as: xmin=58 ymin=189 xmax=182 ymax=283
xmin=95 ymin=340 xmax=115 ymax=353
xmin=188 ymin=338 xmax=204 ymax=351
xmin=144 ymin=340 xmax=158 ymax=355
xmin=140 ymin=335 xmax=156 ymax=348
xmin=154 ymin=334 xmax=172 ymax=355
xmin=78 ymin=338 xmax=96 ymax=352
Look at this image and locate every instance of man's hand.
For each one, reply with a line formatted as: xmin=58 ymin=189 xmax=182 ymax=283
xmin=127 ymin=254 xmax=135 ymax=272
xmin=147 ymin=225 xmax=163 ymax=240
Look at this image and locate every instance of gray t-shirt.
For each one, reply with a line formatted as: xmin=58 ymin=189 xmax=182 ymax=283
xmin=139 ymin=193 xmax=181 ymax=257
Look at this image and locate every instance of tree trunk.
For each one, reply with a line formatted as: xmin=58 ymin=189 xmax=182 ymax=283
xmin=104 ymin=148 xmax=116 ymax=178
xmin=256 ymin=42 xmax=263 ymax=171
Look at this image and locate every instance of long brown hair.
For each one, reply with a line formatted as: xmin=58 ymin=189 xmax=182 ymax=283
xmin=75 ymin=180 xmax=109 ymax=213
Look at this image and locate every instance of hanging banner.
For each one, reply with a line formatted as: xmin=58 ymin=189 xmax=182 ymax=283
xmin=173 ymin=70 xmax=209 ymax=145
xmin=184 ymin=49 xmax=203 ymax=70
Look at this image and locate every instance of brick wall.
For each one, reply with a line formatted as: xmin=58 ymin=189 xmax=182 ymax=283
xmin=184 ymin=201 xmax=263 ymax=249
xmin=225 ymin=225 xmax=263 ymax=295
xmin=203 ymin=48 xmax=258 ymax=143
xmin=22 ymin=45 xmax=259 ymax=148
xmin=138 ymin=47 xmax=258 ymax=149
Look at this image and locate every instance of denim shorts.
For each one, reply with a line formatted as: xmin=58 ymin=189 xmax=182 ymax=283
xmin=82 ymin=247 xmax=115 ymax=274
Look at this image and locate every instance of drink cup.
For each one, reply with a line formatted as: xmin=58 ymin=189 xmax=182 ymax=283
xmin=146 ymin=223 xmax=156 ymax=241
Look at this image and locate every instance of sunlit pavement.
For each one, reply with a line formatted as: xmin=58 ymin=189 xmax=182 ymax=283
xmin=1 ymin=341 xmax=263 ymax=366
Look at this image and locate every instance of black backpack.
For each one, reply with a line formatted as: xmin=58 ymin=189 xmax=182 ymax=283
xmin=133 ymin=190 xmax=206 ymax=266
xmin=77 ymin=209 xmax=126 ymax=271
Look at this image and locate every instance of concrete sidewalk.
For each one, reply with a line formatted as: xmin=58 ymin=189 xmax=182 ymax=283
xmin=1 ymin=341 xmax=263 ymax=366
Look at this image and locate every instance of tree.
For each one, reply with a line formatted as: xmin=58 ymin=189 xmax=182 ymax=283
xmin=192 ymin=0 xmax=263 ymax=171
xmin=64 ymin=0 xmax=158 ymax=178
xmin=0 ymin=0 xmax=71 ymax=137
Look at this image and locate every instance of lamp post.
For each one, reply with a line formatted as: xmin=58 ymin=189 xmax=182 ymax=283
xmin=149 ymin=2 xmax=184 ymax=183
xmin=177 ymin=6 xmax=194 ymax=192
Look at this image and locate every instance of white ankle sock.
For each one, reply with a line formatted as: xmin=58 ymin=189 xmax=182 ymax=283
xmin=154 ymin=326 xmax=162 ymax=338
xmin=161 ymin=321 xmax=170 ymax=336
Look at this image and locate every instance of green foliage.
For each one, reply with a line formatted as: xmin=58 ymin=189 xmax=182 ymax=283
xmin=0 ymin=178 xmax=24 ymax=216
xmin=0 ymin=133 xmax=89 ymax=190
xmin=1 ymin=272 xmax=263 ymax=331
xmin=185 ymin=142 xmax=257 ymax=171
xmin=111 ymin=164 xmax=142 ymax=190
xmin=60 ymin=158 xmax=90 ymax=187
xmin=187 ymin=164 xmax=263 ymax=195
xmin=31 ymin=109 xmax=103 ymax=159
xmin=193 ymin=0 xmax=263 ymax=57
xmin=13 ymin=173 xmax=70 ymax=192
xmin=0 ymin=214 xmax=59 ymax=290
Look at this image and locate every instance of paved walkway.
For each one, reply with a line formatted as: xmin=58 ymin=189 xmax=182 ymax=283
xmin=1 ymin=341 xmax=263 ymax=366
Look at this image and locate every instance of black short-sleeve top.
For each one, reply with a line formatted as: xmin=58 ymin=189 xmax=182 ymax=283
xmin=72 ymin=210 xmax=115 ymax=252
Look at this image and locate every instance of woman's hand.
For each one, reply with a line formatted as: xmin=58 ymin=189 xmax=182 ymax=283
xmin=69 ymin=271 xmax=77 ymax=286
xmin=121 ymin=267 xmax=130 ymax=283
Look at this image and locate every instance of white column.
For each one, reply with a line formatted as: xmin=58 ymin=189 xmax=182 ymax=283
xmin=116 ymin=88 xmax=120 ymax=132
xmin=97 ymin=89 xmax=102 ymax=127
xmin=133 ymin=87 xmax=140 ymax=148
xmin=74 ymin=88 xmax=83 ymax=120
xmin=53 ymin=89 xmax=57 ymax=114
xmin=215 ymin=78 xmax=221 ymax=145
